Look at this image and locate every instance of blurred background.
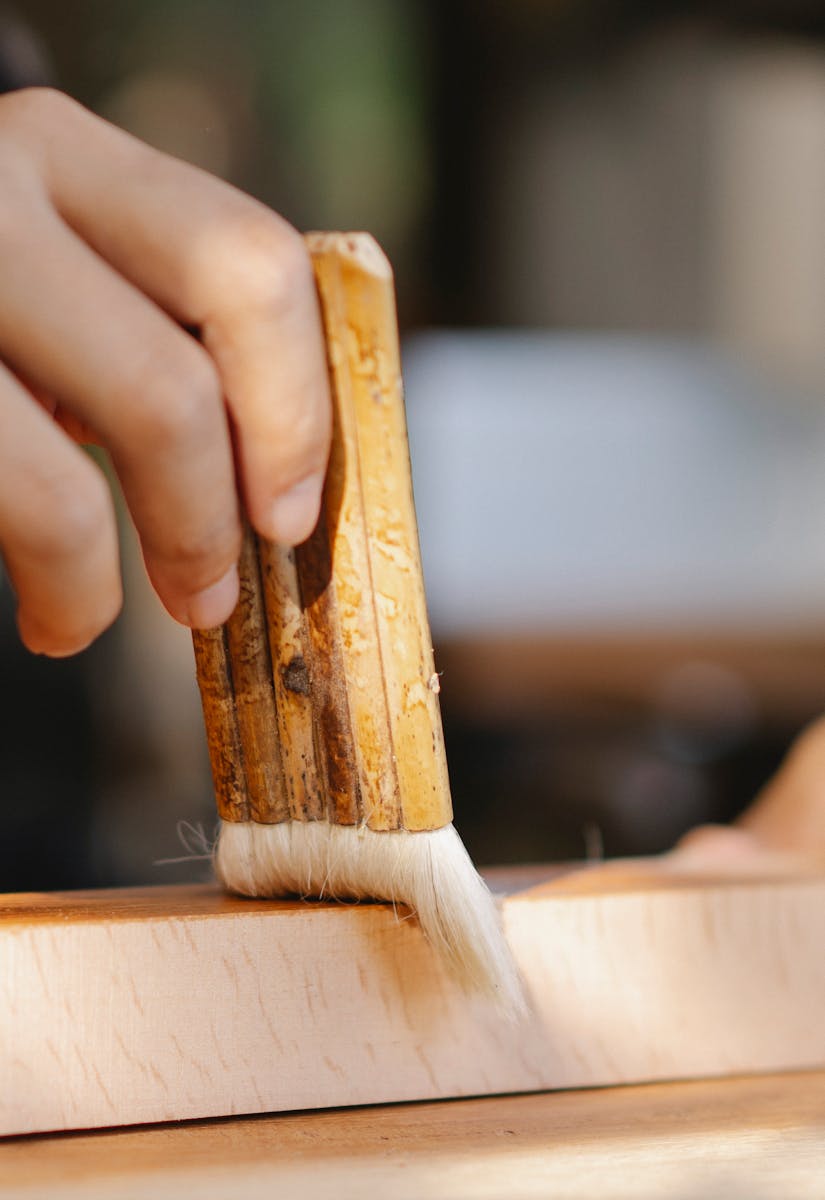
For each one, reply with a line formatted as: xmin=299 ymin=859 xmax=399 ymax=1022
xmin=4 ymin=0 xmax=825 ymax=888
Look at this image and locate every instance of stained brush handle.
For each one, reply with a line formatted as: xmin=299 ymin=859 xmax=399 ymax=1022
xmin=193 ymin=526 xmax=287 ymax=824
xmin=303 ymin=233 xmax=452 ymax=832
xmin=194 ymin=233 xmax=453 ymax=834
xmin=191 ymin=624 xmax=250 ymax=823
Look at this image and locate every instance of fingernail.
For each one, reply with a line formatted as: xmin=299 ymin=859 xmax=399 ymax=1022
xmin=186 ymin=563 xmax=240 ymax=628
xmin=266 ymin=474 xmax=324 ymax=545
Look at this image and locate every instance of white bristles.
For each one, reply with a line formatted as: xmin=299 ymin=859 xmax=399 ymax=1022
xmin=216 ymin=820 xmax=525 ymax=1018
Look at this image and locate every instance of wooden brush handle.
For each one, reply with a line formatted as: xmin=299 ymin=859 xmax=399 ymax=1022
xmin=194 ymin=233 xmax=453 ymax=833
xmin=304 ymin=233 xmax=452 ymax=831
xmin=193 ymin=526 xmax=288 ymax=824
xmin=191 ymin=624 xmax=251 ymax=823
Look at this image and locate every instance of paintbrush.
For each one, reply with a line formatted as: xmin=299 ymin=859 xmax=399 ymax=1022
xmin=193 ymin=233 xmax=522 ymax=1014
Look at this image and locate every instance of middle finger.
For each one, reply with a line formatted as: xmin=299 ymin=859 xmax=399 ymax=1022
xmin=0 ymin=200 xmax=241 ymax=627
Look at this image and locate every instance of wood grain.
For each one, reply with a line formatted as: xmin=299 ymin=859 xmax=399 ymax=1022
xmin=223 ymin=525 xmax=288 ymax=823
xmin=3 ymin=861 xmax=825 ymax=1137
xmin=258 ymin=539 xmax=325 ymax=821
xmin=305 ymin=233 xmax=452 ymax=831
xmin=294 ymin=513 xmax=362 ymax=825
xmin=3 ymin=1073 xmax=824 ymax=1199
xmin=191 ymin=625 xmax=250 ymax=823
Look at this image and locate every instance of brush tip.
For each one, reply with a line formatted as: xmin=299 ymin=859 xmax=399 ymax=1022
xmin=216 ymin=820 xmax=526 ymax=1019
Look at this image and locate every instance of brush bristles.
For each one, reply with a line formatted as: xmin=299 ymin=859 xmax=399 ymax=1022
xmin=216 ymin=820 xmax=525 ymax=1018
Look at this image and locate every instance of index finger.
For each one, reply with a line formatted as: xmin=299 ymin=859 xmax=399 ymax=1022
xmin=6 ymin=88 xmax=331 ymax=546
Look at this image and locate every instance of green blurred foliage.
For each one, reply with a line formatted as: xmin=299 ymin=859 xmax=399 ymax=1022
xmin=23 ymin=0 xmax=432 ymax=286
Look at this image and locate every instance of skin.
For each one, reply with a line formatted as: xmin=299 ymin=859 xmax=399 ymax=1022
xmin=0 ymin=88 xmax=331 ymax=657
xmin=671 ymin=715 xmax=825 ymax=871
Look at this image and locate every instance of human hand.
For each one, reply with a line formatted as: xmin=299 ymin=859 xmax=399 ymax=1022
xmin=0 ymin=88 xmax=331 ymax=656
xmin=670 ymin=715 xmax=825 ymax=873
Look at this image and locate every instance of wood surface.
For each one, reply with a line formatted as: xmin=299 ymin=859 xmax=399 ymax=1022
xmin=3 ymin=1072 xmax=824 ymax=1199
xmin=3 ymin=861 xmax=825 ymax=1137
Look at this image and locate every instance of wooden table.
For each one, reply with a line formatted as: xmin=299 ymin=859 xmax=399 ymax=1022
xmin=3 ymin=1071 xmax=823 ymax=1199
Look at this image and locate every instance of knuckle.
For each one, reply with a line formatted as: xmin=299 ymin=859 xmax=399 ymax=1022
xmin=0 ymin=86 xmax=77 ymax=134
xmin=0 ymin=87 xmax=35 ymax=130
xmin=220 ymin=215 xmax=314 ymax=315
xmin=274 ymin=405 xmax=329 ymax=478
xmin=181 ymin=521 xmax=240 ymax=572
xmin=123 ymin=351 xmax=223 ymax=452
xmin=52 ymin=476 xmax=112 ymax=559
xmin=268 ymin=377 xmax=331 ymax=467
xmin=26 ymin=463 xmax=113 ymax=562
xmin=0 ymin=103 xmax=50 ymax=213
xmin=17 ymin=86 xmax=76 ymax=121
xmin=156 ymin=517 xmax=241 ymax=589
xmin=0 ymin=170 xmax=33 ymax=245
xmin=262 ymin=233 xmax=315 ymax=316
xmin=0 ymin=91 xmax=74 ymax=226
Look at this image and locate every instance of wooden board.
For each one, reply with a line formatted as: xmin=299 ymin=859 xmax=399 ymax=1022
xmin=4 ymin=1072 xmax=824 ymax=1199
xmin=3 ymin=862 xmax=825 ymax=1136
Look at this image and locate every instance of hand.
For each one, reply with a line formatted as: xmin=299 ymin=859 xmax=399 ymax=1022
xmin=670 ymin=715 xmax=825 ymax=873
xmin=0 ymin=88 xmax=331 ymax=656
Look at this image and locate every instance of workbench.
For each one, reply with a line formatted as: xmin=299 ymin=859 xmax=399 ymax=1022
xmin=4 ymin=1071 xmax=822 ymax=1199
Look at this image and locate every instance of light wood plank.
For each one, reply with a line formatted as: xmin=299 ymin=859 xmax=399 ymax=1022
xmin=4 ymin=1072 xmax=824 ymax=1199
xmin=3 ymin=863 xmax=825 ymax=1136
